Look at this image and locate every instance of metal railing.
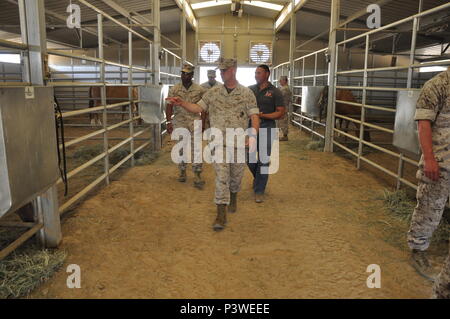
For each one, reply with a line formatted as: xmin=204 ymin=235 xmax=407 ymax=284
xmin=273 ymin=1 xmax=450 ymax=192
xmin=331 ymin=1 xmax=450 ymax=191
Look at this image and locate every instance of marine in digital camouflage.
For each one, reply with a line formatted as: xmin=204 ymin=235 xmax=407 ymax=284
xmin=201 ymin=80 xmax=222 ymax=90
xmin=407 ymin=169 xmax=449 ymax=251
xmin=433 ymin=244 xmax=450 ymax=298
xmin=408 ymin=68 xmax=450 ymax=255
xmin=168 ymin=82 xmax=206 ymax=130
xmin=277 ymin=84 xmax=292 ymax=136
xmin=168 ymin=82 xmax=206 ymax=172
xmin=198 ymin=83 xmax=259 ymax=148
xmin=198 ymin=83 xmax=259 ymax=204
xmin=213 ymin=149 xmax=246 ymax=205
xmin=414 ymin=68 xmax=450 ymax=169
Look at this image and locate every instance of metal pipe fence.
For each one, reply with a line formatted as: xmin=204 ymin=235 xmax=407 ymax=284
xmin=0 ymin=0 xmax=183 ymax=258
xmin=273 ymin=1 xmax=450 ymax=192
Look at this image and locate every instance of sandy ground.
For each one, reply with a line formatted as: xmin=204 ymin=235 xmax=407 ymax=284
xmin=29 ymin=128 xmax=434 ymax=298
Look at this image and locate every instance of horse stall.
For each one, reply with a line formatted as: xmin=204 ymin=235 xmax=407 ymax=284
xmin=0 ymin=0 xmax=185 ymax=261
xmin=272 ymin=0 xmax=450 ymax=193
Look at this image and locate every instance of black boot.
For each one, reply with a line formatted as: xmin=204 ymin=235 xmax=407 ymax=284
xmin=229 ymin=192 xmax=237 ymax=213
xmin=213 ymin=204 xmax=227 ymax=231
xmin=178 ymin=168 xmax=186 ymax=182
xmin=193 ymin=171 xmax=205 ymax=189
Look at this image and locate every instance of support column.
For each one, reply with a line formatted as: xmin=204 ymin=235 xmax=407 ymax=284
xmin=18 ymin=0 xmax=61 ymax=248
xmin=151 ymin=0 xmax=162 ymax=151
xmin=194 ymin=28 xmax=199 ymax=83
xmin=98 ymin=14 xmax=110 ymax=185
xmin=180 ymin=6 xmax=187 ymax=66
xmin=288 ymin=0 xmax=296 ymax=89
xmin=152 ymin=0 xmax=161 ymax=85
xmin=18 ymin=0 xmax=47 ymax=85
xmin=324 ymin=0 xmax=340 ymax=152
xmin=128 ymin=25 xmax=135 ymax=167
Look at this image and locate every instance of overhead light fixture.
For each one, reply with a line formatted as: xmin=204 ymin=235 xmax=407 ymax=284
xmin=191 ymin=0 xmax=232 ymax=10
xmin=242 ymin=1 xmax=283 ymax=11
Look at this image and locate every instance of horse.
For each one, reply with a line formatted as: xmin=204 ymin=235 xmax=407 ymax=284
xmin=318 ymin=86 xmax=371 ymax=142
xmin=88 ymin=86 xmax=139 ymax=126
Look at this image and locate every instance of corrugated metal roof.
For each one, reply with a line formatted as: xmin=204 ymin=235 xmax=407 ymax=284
xmin=0 ymin=0 xmax=448 ymax=52
xmin=0 ymin=0 xmax=180 ymax=47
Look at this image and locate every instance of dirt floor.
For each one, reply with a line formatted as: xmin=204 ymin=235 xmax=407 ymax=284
xmin=28 ymin=127 xmax=440 ymax=299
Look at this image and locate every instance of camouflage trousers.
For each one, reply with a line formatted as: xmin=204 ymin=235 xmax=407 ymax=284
xmin=433 ymin=245 xmax=450 ymax=299
xmin=407 ymin=169 xmax=449 ymax=251
xmin=177 ymin=126 xmax=202 ymax=173
xmin=276 ymin=113 xmax=289 ymax=136
xmin=212 ymin=147 xmax=246 ymax=205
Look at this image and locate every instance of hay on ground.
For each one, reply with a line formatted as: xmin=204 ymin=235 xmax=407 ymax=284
xmin=379 ymin=189 xmax=450 ymax=245
xmin=0 ymin=229 xmax=66 ymax=299
xmin=305 ymin=140 xmax=324 ymax=151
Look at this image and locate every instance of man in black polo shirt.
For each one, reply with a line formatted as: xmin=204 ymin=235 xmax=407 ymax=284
xmin=248 ymin=65 xmax=285 ymax=203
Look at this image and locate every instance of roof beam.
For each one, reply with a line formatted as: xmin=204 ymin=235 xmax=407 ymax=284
xmin=4 ymin=0 xmax=122 ymax=45
xmin=96 ymin=0 xmax=181 ymax=49
xmin=275 ymin=0 xmax=310 ymax=32
xmin=295 ymin=0 xmax=395 ymax=50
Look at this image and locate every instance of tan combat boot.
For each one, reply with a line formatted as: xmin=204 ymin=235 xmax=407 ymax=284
xmin=229 ymin=192 xmax=238 ymax=213
xmin=193 ymin=171 xmax=205 ymax=189
xmin=410 ymin=249 xmax=439 ymax=282
xmin=213 ymin=204 xmax=227 ymax=231
xmin=178 ymin=168 xmax=186 ymax=182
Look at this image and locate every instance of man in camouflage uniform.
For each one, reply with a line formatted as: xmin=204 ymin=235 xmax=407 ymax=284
xmin=200 ymin=69 xmax=222 ymax=137
xmin=277 ymin=76 xmax=292 ymax=141
xmin=433 ymin=246 xmax=450 ymax=299
xmin=166 ymin=64 xmax=207 ymax=189
xmin=201 ymin=69 xmax=222 ymax=89
xmin=166 ymin=58 xmax=260 ymax=231
xmin=407 ymin=67 xmax=450 ymax=291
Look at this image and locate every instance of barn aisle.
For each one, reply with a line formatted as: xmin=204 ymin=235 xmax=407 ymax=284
xmin=30 ymin=128 xmax=432 ymax=298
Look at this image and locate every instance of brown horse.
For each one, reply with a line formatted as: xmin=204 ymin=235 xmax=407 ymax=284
xmin=318 ymin=86 xmax=370 ymax=142
xmin=89 ymin=86 xmax=139 ymax=126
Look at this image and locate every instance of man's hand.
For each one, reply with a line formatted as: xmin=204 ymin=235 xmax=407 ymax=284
xmin=246 ymin=136 xmax=257 ymax=153
xmin=167 ymin=122 xmax=173 ymax=134
xmin=259 ymin=112 xmax=265 ymax=119
xmin=166 ymin=97 xmax=183 ymax=106
xmin=424 ymin=157 xmax=440 ymax=181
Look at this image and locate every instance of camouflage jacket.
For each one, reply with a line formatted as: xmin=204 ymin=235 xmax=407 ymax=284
xmin=168 ymin=82 xmax=206 ymax=129
xmin=201 ymin=80 xmax=222 ymax=90
xmin=414 ymin=68 xmax=450 ymax=168
xmin=198 ymin=83 xmax=259 ymax=147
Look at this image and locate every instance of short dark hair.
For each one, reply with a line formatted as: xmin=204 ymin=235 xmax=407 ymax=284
xmin=257 ymin=64 xmax=271 ymax=74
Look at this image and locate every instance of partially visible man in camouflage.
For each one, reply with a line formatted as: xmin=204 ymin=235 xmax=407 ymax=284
xmin=200 ymin=69 xmax=222 ymax=137
xmin=166 ymin=64 xmax=207 ymax=189
xmin=277 ymin=75 xmax=292 ymax=141
xmin=201 ymin=69 xmax=222 ymax=89
xmin=166 ymin=58 xmax=260 ymax=231
xmin=433 ymin=245 xmax=450 ymax=299
xmin=407 ymin=67 xmax=450 ymax=295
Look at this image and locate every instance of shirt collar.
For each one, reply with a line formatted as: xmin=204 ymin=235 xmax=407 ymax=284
xmin=221 ymin=82 xmax=242 ymax=96
xmin=256 ymin=82 xmax=274 ymax=93
xmin=180 ymin=82 xmax=195 ymax=92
